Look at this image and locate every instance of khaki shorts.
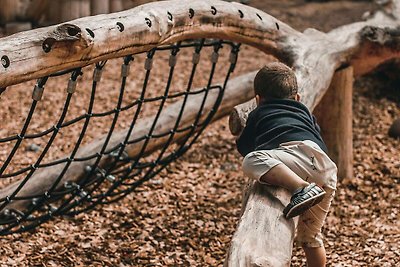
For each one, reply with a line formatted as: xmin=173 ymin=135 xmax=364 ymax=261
xmin=242 ymin=140 xmax=337 ymax=247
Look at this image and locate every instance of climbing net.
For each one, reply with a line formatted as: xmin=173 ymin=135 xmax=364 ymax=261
xmin=0 ymin=39 xmax=241 ymax=235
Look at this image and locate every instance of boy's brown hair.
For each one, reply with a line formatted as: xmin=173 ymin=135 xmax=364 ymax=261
xmin=254 ymin=62 xmax=298 ymax=100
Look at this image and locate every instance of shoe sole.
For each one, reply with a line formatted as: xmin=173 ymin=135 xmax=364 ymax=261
xmin=284 ymin=191 xmax=326 ymax=219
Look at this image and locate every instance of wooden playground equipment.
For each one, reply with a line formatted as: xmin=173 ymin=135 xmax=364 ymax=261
xmin=0 ymin=0 xmax=399 ymax=266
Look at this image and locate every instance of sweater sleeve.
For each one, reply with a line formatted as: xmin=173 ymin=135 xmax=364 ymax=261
xmin=236 ymin=112 xmax=256 ymax=157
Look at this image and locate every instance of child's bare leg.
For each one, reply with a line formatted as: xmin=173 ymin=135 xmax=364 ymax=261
xmin=303 ymin=246 xmax=326 ymax=267
xmin=259 ymin=163 xmax=309 ymax=193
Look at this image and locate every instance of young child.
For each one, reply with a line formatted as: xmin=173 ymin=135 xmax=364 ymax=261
xmin=236 ymin=62 xmax=337 ymax=267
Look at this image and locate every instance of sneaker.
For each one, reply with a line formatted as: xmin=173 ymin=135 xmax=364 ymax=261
xmin=283 ymin=183 xmax=326 ymax=219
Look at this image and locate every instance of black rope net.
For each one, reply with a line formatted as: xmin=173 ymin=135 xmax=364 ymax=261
xmin=0 ymin=39 xmax=241 ymax=235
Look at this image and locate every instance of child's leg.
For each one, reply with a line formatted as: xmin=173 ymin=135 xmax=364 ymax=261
xmin=303 ymin=246 xmax=326 ymax=267
xmin=258 ymin=163 xmax=309 ymax=193
xmin=242 ymin=149 xmax=326 ymax=218
xmin=297 ymin=188 xmax=335 ymax=267
xmin=242 ymin=150 xmax=309 ymax=193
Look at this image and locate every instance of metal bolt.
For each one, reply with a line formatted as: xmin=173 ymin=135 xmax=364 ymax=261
xmin=189 ymin=8 xmax=195 ymax=19
xmin=211 ymin=6 xmax=217 ymax=15
xmin=116 ymin=22 xmax=124 ymax=32
xmin=145 ymin=18 xmax=152 ymax=28
xmin=1 ymin=55 xmax=10 ymax=68
xmin=167 ymin=12 xmax=173 ymax=21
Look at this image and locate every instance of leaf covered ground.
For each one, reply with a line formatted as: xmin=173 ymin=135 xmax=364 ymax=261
xmin=0 ymin=0 xmax=399 ymax=266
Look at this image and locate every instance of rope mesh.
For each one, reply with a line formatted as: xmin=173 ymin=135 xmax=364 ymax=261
xmin=0 ymin=39 xmax=241 ymax=235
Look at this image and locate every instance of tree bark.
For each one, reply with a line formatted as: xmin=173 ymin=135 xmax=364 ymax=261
xmin=314 ymin=66 xmax=354 ymax=180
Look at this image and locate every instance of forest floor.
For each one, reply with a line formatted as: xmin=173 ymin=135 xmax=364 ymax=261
xmin=0 ymin=0 xmax=399 ymax=266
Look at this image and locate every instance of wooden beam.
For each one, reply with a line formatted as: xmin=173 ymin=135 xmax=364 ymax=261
xmin=0 ymin=0 xmax=398 ymax=103
xmin=0 ymin=0 xmax=298 ymax=88
xmin=225 ymin=182 xmax=298 ymax=267
xmin=314 ymin=66 xmax=354 ymax=180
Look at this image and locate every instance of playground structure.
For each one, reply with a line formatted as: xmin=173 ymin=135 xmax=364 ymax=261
xmin=0 ymin=0 xmax=399 ymax=266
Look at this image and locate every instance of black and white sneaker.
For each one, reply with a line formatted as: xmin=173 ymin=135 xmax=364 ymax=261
xmin=283 ymin=183 xmax=326 ymax=219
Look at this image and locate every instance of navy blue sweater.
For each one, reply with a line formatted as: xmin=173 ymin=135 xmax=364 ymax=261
xmin=236 ymin=99 xmax=327 ymax=157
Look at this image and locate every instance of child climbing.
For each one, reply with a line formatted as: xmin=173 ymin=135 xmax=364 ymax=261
xmin=236 ymin=62 xmax=337 ymax=267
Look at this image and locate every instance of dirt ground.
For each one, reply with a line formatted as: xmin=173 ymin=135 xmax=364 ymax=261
xmin=0 ymin=0 xmax=399 ymax=266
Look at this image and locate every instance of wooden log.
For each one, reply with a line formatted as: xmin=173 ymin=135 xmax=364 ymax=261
xmin=109 ymin=0 xmax=124 ymax=12
xmin=314 ymin=66 xmax=354 ymax=180
xmin=60 ymin=0 xmax=91 ymax=22
xmin=225 ymin=182 xmax=298 ymax=267
xmin=226 ymin=96 xmax=298 ymax=266
xmin=229 ymin=98 xmax=256 ymax=137
xmin=0 ymin=0 xmax=399 ymax=91
xmin=0 ymin=71 xmax=255 ymax=212
xmin=91 ymin=0 xmax=110 ymax=15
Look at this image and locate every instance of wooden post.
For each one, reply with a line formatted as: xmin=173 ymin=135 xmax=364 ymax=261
xmin=109 ymin=0 xmax=124 ymax=13
xmin=91 ymin=0 xmax=109 ymax=15
xmin=313 ymin=66 xmax=354 ymax=180
xmin=60 ymin=0 xmax=91 ymax=22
